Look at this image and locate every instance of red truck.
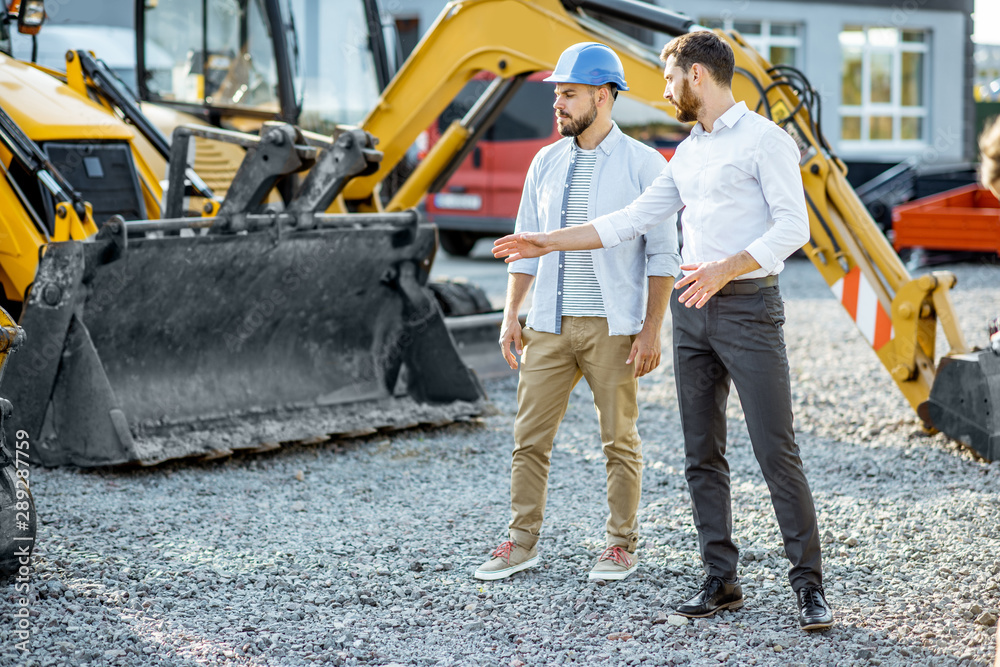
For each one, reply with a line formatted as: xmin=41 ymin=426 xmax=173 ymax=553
xmin=423 ymin=73 xmax=686 ymax=256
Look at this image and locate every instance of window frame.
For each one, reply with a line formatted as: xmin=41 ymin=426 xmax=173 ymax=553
xmin=698 ymin=17 xmax=804 ymax=70
xmin=838 ymin=25 xmax=930 ymax=151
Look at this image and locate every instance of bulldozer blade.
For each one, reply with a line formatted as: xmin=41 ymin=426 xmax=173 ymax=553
xmin=2 ymin=219 xmax=487 ymax=467
xmin=924 ymin=349 xmax=1000 ymax=461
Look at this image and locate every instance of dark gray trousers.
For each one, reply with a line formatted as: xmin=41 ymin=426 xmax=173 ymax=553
xmin=670 ymin=285 xmax=822 ymax=591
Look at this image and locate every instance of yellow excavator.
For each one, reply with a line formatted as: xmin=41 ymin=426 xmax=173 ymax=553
xmin=0 ymin=1 xmax=487 ymax=468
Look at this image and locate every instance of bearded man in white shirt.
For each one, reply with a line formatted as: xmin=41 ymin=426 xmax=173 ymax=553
xmin=492 ymin=31 xmax=833 ymax=631
xmin=473 ymin=42 xmax=680 ymax=583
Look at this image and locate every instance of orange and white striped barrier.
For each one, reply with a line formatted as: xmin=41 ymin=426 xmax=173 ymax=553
xmin=830 ymin=266 xmax=894 ymax=351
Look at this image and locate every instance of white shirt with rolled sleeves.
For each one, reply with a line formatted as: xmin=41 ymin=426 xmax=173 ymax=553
xmin=508 ymin=122 xmax=680 ymax=336
xmin=591 ymin=102 xmax=810 ymax=277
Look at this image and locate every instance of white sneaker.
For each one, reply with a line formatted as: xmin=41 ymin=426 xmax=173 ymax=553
xmin=473 ymin=540 xmax=539 ymax=581
xmin=588 ymin=546 xmax=638 ymax=581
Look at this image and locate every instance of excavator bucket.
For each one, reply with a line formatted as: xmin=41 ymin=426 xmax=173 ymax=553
xmin=0 ymin=124 xmax=487 ymax=467
xmin=924 ymin=347 xmax=1000 ymax=461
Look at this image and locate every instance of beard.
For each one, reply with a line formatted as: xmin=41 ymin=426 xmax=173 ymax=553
xmin=557 ymin=96 xmax=598 ymax=137
xmin=672 ymin=78 xmax=702 ymax=124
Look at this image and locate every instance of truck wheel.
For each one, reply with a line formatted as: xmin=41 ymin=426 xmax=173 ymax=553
xmin=429 ymin=279 xmax=493 ymax=316
xmin=439 ymin=231 xmax=478 ymax=257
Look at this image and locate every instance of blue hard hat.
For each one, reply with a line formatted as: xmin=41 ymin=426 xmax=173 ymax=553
xmin=543 ymin=42 xmax=629 ymax=91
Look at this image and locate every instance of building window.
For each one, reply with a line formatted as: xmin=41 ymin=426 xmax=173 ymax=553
xmin=839 ymin=26 xmax=928 ymax=146
xmin=699 ymin=18 xmax=803 ymax=68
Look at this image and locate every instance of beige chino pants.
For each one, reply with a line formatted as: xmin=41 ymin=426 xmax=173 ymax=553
xmin=509 ymin=316 xmax=642 ymax=552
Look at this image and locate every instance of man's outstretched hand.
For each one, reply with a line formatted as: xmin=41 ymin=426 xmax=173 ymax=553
xmin=493 ymin=232 xmax=550 ymax=263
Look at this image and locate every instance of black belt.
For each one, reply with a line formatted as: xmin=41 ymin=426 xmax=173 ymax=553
xmin=715 ymin=275 xmax=778 ymax=296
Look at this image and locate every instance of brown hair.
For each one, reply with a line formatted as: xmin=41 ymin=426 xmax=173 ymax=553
xmin=590 ymin=82 xmax=618 ymax=102
xmin=980 ymin=115 xmax=1000 ymax=195
xmin=660 ymin=31 xmax=734 ymax=87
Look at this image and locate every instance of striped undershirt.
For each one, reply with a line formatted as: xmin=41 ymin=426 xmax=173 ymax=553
xmin=561 ymin=148 xmax=606 ymax=317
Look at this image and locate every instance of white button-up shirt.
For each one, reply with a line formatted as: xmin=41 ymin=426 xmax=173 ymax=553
xmin=592 ymin=101 xmax=809 ymax=278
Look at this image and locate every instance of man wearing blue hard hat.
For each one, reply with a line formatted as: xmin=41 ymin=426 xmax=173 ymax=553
xmin=474 ymin=43 xmax=679 ymax=582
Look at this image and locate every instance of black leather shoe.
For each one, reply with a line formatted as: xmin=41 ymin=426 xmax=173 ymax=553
xmin=674 ymin=575 xmax=744 ymax=618
xmin=797 ymin=585 xmax=834 ymax=630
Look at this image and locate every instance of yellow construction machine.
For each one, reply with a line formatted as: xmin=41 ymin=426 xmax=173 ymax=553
xmin=0 ymin=2 xmax=487 ymax=467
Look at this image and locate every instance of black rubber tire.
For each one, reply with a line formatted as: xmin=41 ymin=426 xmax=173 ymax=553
xmin=429 ymin=279 xmax=493 ymax=316
xmin=438 ymin=230 xmax=479 ymax=257
xmin=0 ymin=430 xmax=35 ymax=577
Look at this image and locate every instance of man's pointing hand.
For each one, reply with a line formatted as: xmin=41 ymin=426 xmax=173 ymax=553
xmin=493 ymin=232 xmax=551 ymax=263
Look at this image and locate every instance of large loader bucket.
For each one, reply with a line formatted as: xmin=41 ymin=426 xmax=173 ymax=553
xmin=1 ymin=213 xmax=487 ymax=467
xmin=923 ymin=348 xmax=1000 ymax=461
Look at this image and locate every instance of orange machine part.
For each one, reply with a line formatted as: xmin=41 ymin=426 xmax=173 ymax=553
xmin=892 ymin=184 xmax=1000 ymax=255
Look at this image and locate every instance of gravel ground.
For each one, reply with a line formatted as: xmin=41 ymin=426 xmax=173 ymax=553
xmin=3 ymin=256 xmax=999 ymax=667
